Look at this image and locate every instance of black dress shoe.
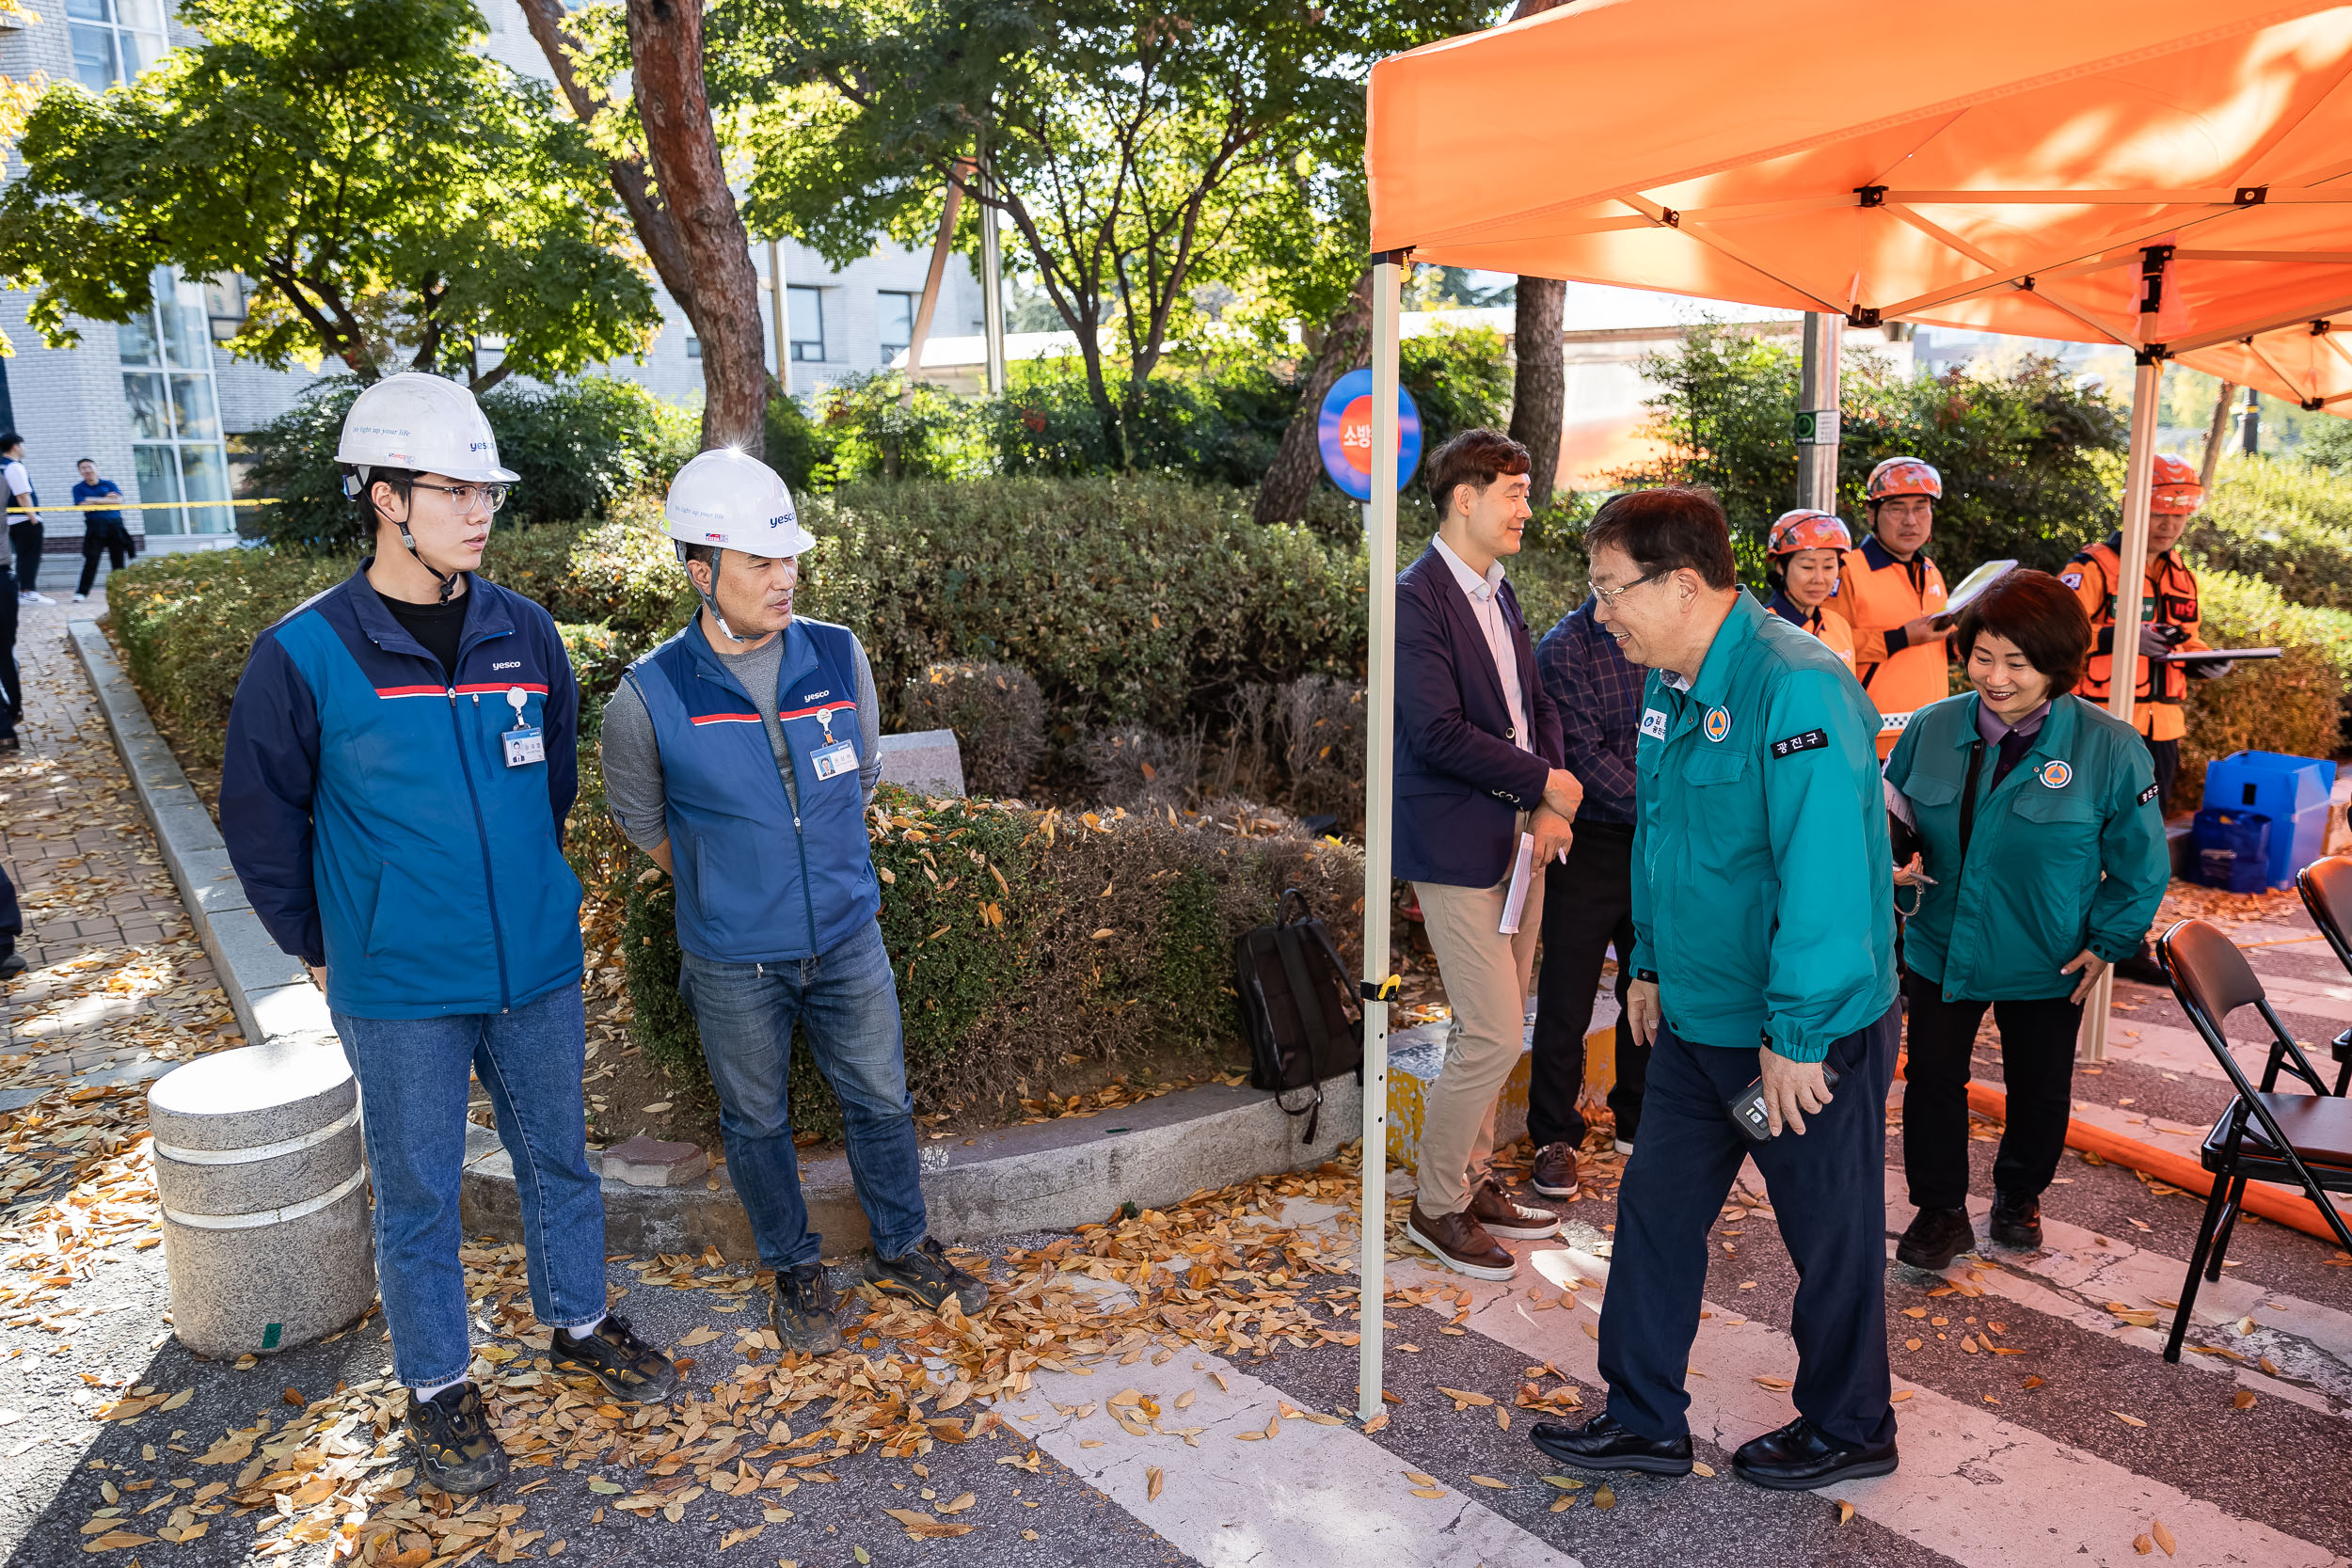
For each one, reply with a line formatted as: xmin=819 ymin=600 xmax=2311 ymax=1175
xmin=1732 ymin=1416 xmax=1898 ymax=1491
xmin=1529 ymin=1413 xmax=1693 ymax=1477
xmin=1894 ymin=1205 xmax=1975 ymax=1271
xmin=1989 ymin=1189 xmax=2042 ymax=1250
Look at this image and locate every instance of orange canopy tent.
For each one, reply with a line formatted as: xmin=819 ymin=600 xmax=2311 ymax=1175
xmin=1344 ymin=0 xmax=2352 ymax=1418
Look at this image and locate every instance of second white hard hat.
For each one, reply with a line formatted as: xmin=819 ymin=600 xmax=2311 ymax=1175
xmin=335 ymin=372 xmax=518 ymax=483
xmin=663 ymin=449 xmax=816 ymax=557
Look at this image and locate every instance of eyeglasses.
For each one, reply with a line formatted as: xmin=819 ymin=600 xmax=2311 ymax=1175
xmin=1590 ymin=570 xmax=1665 ymax=606
xmin=407 ymin=479 xmax=511 ymax=515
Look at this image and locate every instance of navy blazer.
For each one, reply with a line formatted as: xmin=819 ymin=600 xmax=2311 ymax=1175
xmin=1393 ymin=546 xmax=1565 ymax=887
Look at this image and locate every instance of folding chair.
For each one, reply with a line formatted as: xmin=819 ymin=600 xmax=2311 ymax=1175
xmin=2154 ymin=919 xmax=2352 ymax=1363
xmin=2292 ymin=855 xmax=2352 ymax=1096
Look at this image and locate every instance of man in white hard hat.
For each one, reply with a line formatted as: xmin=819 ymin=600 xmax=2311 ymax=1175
xmin=599 ymin=449 xmax=986 ymax=1354
xmin=220 ymin=373 xmax=675 ymax=1497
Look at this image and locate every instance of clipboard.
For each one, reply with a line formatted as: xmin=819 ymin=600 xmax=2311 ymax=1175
xmin=1938 ymin=559 xmax=2018 ymax=619
xmin=2148 ymin=647 xmax=2281 ymax=664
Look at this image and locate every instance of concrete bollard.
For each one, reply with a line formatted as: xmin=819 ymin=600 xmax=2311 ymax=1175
xmin=148 ymin=1038 xmax=376 ymax=1358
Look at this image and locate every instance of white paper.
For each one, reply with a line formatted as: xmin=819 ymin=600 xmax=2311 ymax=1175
xmin=1498 ymin=832 xmax=1536 ymax=935
xmin=1940 ymin=558 xmax=2019 ymax=617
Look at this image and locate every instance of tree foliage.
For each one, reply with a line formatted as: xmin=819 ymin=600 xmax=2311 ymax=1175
xmin=0 ymin=0 xmax=657 ymax=389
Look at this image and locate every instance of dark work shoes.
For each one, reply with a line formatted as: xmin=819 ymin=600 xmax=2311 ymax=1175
xmin=1989 ymin=1189 xmax=2043 ymax=1250
xmin=772 ymin=1261 xmax=843 ymax=1355
xmin=1732 ymin=1416 xmax=1899 ymax=1490
xmin=1531 ymin=1142 xmax=1580 ymax=1199
xmin=864 ymin=1237 xmax=990 ymax=1316
xmin=1530 ymin=1413 xmax=1695 ymax=1477
xmin=405 ymin=1382 xmax=507 ymax=1496
xmin=1895 ymin=1205 xmax=1976 ymax=1271
xmin=1405 ymin=1202 xmax=1517 ymax=1281
xmin=2113 ymin=952 xmax=2170 ymax=988
xmin=1471 ymin=1178 xmax=1561 ymax=1240
xmin=549 ymin=1313 xmax=678 ymax=1403
xmin=0 ymin=951 xmax=23 ymax=980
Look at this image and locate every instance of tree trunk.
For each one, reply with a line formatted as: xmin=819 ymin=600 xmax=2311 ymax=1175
xmin=1508 ymin=277 xmax=1566 ymax=505
xmin=1254 ymin=269 xmax=1374 ymax=527
xmin=626 ymin=0 xmax=766 ymax=451
xmin=2200 ymin=380 xmax=2237 ymax=491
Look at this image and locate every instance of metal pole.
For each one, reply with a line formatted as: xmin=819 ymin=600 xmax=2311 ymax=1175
xmin=1796 ymin=313 xmax=1842 ymax=512
xmin=768 ymin=238 xmax=791 ymax=399
xmin=2081 ymin=348 xmax=2165 ymax=1065
xmin=1358 ymin=252 xmax=1404 ymax=1424
xmin=979 ymin=162 xmax=1007 ymax=397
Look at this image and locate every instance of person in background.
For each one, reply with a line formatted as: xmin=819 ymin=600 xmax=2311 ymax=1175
xmin=0 ymin=862 xmax=23 ymax=980
xmin=1885 ymin=571 xmax=2169 ymax=1268
xmin=0 ymin=545 xmax=18 ymax=753
xmin=599 ymin=449 xmax=986 ymax=1355
xmin=220 ymin=373 xmax=675 ymax=1497
xmin=2062 ymin=453 xmax=2233 ymax=985
xmin=2 ymin=434 xmax=51 ymax=607
xmin=1393 ymin=428 xmax=1581 ymax=1282
xmin=1764 ymin=509 xmax=1857 ymax=672
xmin=1827 ymin=457 xmax=1950 ymax=756
xmin=1528 ymin=589 xmax=1647 ymax=1193
xmin=72 ymin=458 xmax=132 ymax=602
xmin=1532 ymin=484 xmax=1899 ymax=1491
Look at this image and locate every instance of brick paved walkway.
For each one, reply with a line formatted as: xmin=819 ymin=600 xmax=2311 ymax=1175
xmin=1 ymin=580 xmax=237 ymax=1064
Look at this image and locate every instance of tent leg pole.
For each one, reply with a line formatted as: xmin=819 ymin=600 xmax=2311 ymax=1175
xmin=1358 ymin=252 xmax=1406 ymax=1425
xmin=1797 ymin=312 xmax=1841 ymax=511
xmin=2085 ymin=349 xmax=2164 ymax=1066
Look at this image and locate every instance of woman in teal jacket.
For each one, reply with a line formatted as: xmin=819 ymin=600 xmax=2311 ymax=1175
xmin=1883 ymin=569 xmax=2169 ymax=1270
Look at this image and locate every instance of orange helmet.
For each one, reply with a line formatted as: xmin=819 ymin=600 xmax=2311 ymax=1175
xmin=1866 ymin=456 xmax=1943 ymax=502
xmin=2149 ymin=452 xmax=2205 ymax=515
xmin=1767 ymin=509 xmax=1853 ymax=556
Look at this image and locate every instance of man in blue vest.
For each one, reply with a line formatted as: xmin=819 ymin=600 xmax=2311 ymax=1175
xmin=222 ymin=374 xmax=676 ymax=1498
xmin=599 ymin=449 xmax=985 ymax=1355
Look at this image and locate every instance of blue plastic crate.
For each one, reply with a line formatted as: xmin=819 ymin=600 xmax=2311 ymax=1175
xmin=2192 ymin=807 xmax=2273 ymax=894
xmin=2201 ymin=752 xmax=2336 ymax=889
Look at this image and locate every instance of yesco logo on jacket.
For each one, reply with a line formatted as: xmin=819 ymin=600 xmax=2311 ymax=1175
xmin=218 ymin=566 xmax=585 ymax=1019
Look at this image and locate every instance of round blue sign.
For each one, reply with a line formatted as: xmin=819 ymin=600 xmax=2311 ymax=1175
xmin=1316 ymin=367 xmax=1422 ymax=501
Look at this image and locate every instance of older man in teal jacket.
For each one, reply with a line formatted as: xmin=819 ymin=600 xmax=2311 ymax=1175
xmin=1530 ymin=486 xmax=1900 ymax=1494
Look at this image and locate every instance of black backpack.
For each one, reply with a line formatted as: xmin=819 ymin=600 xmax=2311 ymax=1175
xmin=1233 ymin=888 xmax=1362 ymax=1143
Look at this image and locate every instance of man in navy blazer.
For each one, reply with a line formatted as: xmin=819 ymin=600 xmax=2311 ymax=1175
xmin=1397 ymin=429 xmax=1582 ymax=1282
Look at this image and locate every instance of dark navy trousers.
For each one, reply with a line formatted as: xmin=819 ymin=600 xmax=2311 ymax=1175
xmin=1598 ymin=1004 xmax=1900 ymax=1449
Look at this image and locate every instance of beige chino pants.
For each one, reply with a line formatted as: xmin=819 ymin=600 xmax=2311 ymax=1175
xmin=1412 ymin=828 xmax=1546 ymax=1217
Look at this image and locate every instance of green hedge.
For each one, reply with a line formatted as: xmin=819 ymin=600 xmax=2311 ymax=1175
xmin=622 ymin=793 xmax=1363 ymax=1138
xmin=2185 ymin=455 xmax=2352 ymax=613
xmin=2180 ymin=566 xmax=2352 ymax=807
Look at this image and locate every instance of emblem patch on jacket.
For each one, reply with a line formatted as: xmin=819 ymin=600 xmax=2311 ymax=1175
xmin=2039 ymin=760 xmax=2073 ymax=789
xmin=1703 ymin=706 xmax=1731 ymax=743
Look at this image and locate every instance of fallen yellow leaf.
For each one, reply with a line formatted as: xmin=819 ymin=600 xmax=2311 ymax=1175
xmin=1146 ymin=1467 xmax=1164 ymax=1502
xmin=2152 ymin=1520 xmax=2176 ymax=1556
xmin=1836 ymin=1500 xmax=1855 ymax=1525
xmin=1469 ymin=1476 xmax=1508 ymax=1489
xmin=2113 ymin=1411 xmax=2148 ymax=1428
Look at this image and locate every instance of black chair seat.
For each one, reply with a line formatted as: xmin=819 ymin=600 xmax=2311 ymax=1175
xmin=2201 ymin=1094 xmax=2352 ymax=1185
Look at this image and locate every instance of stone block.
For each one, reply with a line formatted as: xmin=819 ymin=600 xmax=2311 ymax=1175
xmin=1384 ymin=993 xmax=1620 ymax=1174
xmin=876 ymin=729 xmax=965 ymax=797
xmin=603 ymin=1134 xmax=710 ymax=1188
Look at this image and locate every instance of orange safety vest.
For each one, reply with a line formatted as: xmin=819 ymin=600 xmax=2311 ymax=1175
xmin=1767 ymin=590 xmax=1857 ymax=674
xmin=1826 ymin=537 xmax=1947 ymax=756
xmin=2061 ymin=537 xmax=2206 ymax=743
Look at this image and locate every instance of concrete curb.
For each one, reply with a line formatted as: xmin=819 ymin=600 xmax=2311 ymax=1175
xmin=72 ymin=616 xmax=1368 ymax=1262
xmin=69 ymin=621 xmax=334 ymax=1049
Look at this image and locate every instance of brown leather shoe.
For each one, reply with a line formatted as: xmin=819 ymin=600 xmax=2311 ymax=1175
xmin=1471 ymin=1178 xmax=1561 ymax=1240
xmin=1531 ymin=1141 xmax=1579 ymax=1199
xmin=1406 ymin=1203 xmax=1517 ymax=1281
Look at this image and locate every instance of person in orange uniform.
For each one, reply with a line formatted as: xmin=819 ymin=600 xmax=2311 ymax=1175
xmin=1764 ymin=509 xmax=1857 ymax=672
xmin=1827 ymin=458 xmax=1952 ymax=757
xmin=2061 ymin=451 xmax=2235 ymax=985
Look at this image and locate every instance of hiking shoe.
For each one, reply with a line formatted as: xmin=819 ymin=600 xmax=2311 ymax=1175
xmin=548 ymin=1312 xmax=677 ymax=1403
xmin=1531 ymin=1142 xmax=1579 ymax=1199
xmin=0 ymin=952 xmax=23 ymax=980
xmin=405 ymin=1382 xmax=507 ymax=1496
xmin=1894 ymin=1205 xmax=1976 ymax=1272
xmin=771 ymin=1261 xmax=843 ymax=1355
xmin=1989 ymin=1190 xmax=2043 ymax=1250
xmin=865 ymin=1238 xmax=989 ymax=1316
xmin=1471 ymin=1177 xmax=1561 ymax=1239
xmin=1405 ymin=1202 xmax=1516 ymax=1282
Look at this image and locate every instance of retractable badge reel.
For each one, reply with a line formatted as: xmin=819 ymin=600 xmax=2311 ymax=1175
xmin=501 ymin=686 xmax=545 ymax=768
xmin=810 ymin=705 xmax=858 ymax=782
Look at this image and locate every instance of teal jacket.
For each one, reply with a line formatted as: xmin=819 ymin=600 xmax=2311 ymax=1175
xmin=1629 ymin=592 xmax=1896 ymax=1063
xmin=1884 ymin=692 xmax=2169 ymax=1001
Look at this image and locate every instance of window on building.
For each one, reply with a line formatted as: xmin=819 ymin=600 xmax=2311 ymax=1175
xmin=878 ymin=291 xmax=916 ymax=358
xmin=787 ymin=286 xmax=826 ymax=362
xmin=202 ymin=275 xmax=249 ymax=342
xmin=118 ymin=266 xmax=232 ymax=536
xmin=685 ymin=335 xmax=702 ymax=359
xmin=65 ymin=0 xmax=167 ymax=92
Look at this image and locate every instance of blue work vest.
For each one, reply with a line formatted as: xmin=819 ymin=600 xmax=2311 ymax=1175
xmin=627 ymin=617 xmax=881 ymax=964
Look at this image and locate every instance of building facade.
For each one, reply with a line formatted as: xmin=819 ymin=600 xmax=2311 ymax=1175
xmin=0 ymin=0 xmax=985 ymax=554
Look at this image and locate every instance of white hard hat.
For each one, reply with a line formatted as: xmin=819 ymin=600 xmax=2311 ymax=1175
xmin=663 ymin=448 xmax=815 ymax=556
xmin=336 ymin=372 xmax=517 ymax=483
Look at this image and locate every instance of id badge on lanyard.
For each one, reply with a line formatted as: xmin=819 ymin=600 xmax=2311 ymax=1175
xmin=501 ymin=687 xmax=545 ymax=768
xmin=809 ymin=705 xmax=857 ymax=782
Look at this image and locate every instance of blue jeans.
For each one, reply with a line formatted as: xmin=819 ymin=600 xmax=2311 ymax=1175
xmin=678 ymin=920 xmax=928 ymax=1270
xmin=334 ymin=988 xmax=609 ymax=1389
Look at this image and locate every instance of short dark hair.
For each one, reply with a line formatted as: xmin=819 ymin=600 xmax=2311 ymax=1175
xmin=78 ymin=456 xmax=96 ymax=467
xmin=1424 ymin=428 xmax=1529 ymax=515
xmin=1954 ymin=569 xmax=2090 ymax=693
xmin=0 ymin=434 xmax=22 ymax=455
xmin=350 ymin=466 xmax=418 ymax=532
xmin=1583 ymin=485 xmax=1736 ymax=592
xmin=679 ymin=542 xmax=717 ymax=570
